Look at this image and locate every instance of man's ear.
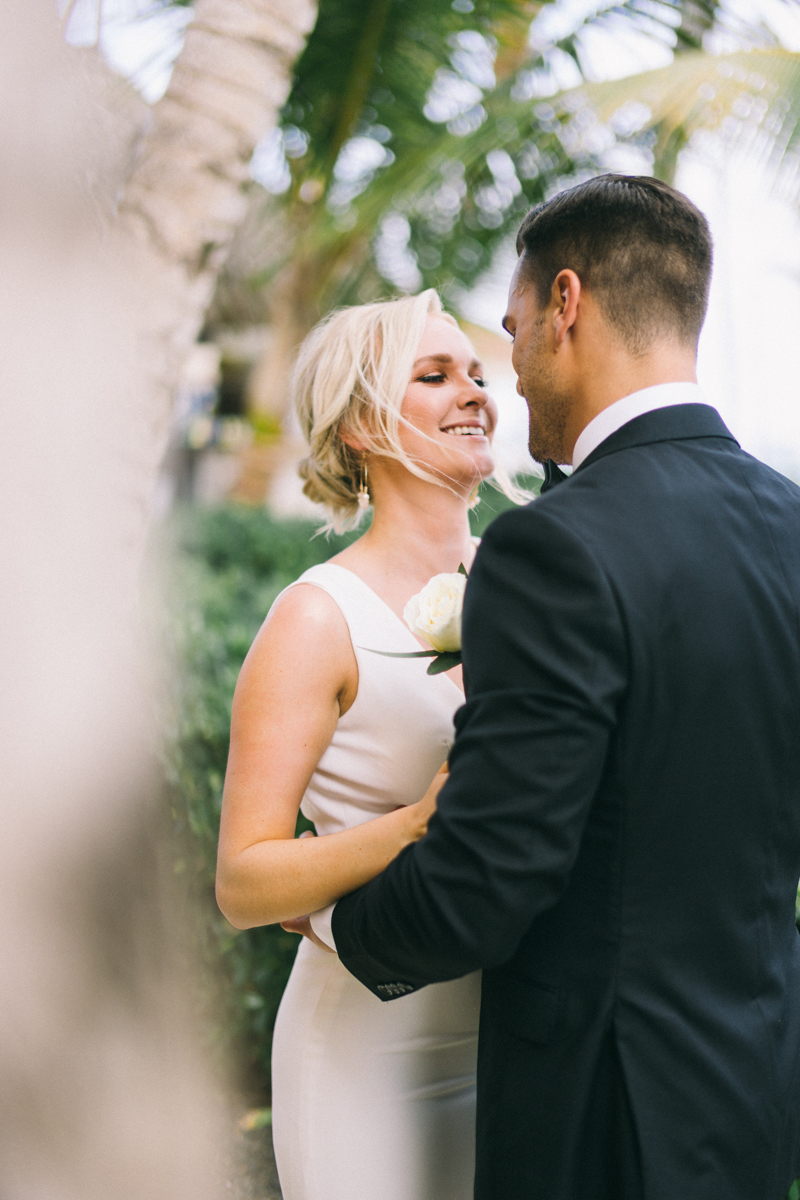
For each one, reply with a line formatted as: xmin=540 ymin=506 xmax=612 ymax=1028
xmin=551 ymin=269 xmax=581 ymax=346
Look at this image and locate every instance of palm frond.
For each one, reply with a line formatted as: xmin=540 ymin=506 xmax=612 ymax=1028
xmin=284 ymin=0 xmax=532 ymax=186
xmin=576 ymin=48 xmax=800 ymax=187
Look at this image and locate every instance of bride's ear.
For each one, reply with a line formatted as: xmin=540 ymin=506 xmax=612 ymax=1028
xmin=339 ymin=423 xmax=373 ymax=455
xmin=339 ymin=432 xmax=366 ymax=453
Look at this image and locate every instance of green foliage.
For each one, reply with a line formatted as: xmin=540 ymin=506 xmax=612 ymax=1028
xmin=470 ymin=472 xmax=540 ymax=534
xmin=786 ymin=1179 xmax=800 ymax=1200
xmin=242 ymin=0 xmax=731 ymax=319
xmin=289 ymin=0 xmax=522 ymax=179
xmin=579 ymin=46 xmax=800 ymax=184
xmin=263 ymin=0 xmax=573 ymax=315
xmin=187 ymin=0 xmax=799 ymax=337
xmin=282 ymin=0 xmax=532 ymax=266
xmin=160 ymin=505 xmax=363 ymax=1092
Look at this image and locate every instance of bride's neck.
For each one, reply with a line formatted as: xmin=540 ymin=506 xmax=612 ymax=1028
xmin=347 ymin=476 xmax=474 ymax=587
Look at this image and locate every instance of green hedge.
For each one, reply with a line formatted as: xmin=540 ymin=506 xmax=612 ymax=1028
xmin=160 ymin=491 xmax=800 ymax=1120
xmin=160 ymin=506 xmax=354 ymax=1092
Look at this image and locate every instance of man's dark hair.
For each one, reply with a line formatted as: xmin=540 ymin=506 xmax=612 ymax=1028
xmin=515 ymin=174 xmax=713 ymax=352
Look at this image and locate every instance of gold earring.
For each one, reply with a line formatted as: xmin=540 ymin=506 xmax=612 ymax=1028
xmin=468 ymin=485 xmax=480 ymax=510
xmin=357 ymin=453 xmax=370 ymax=509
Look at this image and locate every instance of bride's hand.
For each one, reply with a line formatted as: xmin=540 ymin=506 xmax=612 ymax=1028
xmin=406 ymin=762 xmax=448 ymax=842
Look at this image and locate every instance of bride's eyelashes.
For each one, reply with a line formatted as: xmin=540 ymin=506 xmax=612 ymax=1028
xmin=415 ymin=372 xmax=488 ymax=387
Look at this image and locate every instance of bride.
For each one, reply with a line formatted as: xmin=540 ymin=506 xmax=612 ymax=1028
xmin=216 ymin=289 xmax=523 ymax=1200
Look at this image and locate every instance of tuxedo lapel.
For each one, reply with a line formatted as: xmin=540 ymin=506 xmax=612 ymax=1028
xmin=574 ymin=403 xmax=739 ymax=475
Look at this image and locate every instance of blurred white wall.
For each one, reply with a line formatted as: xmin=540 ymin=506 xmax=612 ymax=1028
xmin=682 ymin=145 xmax=800 ymax=482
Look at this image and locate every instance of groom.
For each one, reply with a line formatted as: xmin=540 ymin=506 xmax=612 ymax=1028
xmin=322 ymin=176 xmax=800 ymax=1198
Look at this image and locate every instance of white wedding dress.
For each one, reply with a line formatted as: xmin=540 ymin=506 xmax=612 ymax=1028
xmin=271 ymin=562 xmax=481 ymax=1200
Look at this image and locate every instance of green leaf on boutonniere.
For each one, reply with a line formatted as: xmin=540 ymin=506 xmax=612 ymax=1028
xmin=362 ymin=648 xmax=439 ymax=659
xmin=361 ymin=646 xmax=462 ymax=675
xmin=458 ymin=562 xmax=468 ymax=577
xmin=426 ymin=651 xmax=462 ymax=675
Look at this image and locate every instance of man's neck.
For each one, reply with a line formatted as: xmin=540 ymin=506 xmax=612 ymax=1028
xmin=565 ymin=344 xmax=698 ymax=464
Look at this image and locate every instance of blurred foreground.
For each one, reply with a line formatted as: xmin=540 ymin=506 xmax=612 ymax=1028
xmin=0 ymin=5 xmax=230 ymax=1197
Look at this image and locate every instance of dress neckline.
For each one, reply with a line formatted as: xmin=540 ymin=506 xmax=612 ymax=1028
xmin=320 ymin=561 xmax=465 ymax=699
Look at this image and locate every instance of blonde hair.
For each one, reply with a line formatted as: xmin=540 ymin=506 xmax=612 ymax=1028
xmin=292 ymin=289 xmax=529 ymax=533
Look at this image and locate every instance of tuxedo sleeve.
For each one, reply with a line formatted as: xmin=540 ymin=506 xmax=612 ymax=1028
xmin=331 ymin=503 xmax=628 ymax=997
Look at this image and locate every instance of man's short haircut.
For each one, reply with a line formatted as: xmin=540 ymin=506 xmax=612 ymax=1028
xmin=515 ymin=174 xmax=713 ymax=353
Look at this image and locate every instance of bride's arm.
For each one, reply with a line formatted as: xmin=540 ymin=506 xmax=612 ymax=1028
xmin=215 ymin=583 xmax=444 ymax=931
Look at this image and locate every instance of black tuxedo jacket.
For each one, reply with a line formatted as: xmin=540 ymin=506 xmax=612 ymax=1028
xmin=332 ymin=405 xmax=800 ymax=1200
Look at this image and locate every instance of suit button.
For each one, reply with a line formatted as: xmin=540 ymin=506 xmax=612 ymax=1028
xmin=376 ymin=981 xmax=415 ymax=997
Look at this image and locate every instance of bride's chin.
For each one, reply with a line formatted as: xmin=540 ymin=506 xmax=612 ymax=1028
xmin=458 ymin=455 xmax=495 ymax=487
xmin=446 ymin=440 xmax=494 ymax=469
xmin=461 ymin=449 xmax=495 ymax=480
xmin=407 ymin=442 xmax=495 ymax=489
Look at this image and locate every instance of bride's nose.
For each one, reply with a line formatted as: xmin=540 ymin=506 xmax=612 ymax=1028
xmin=456 ymin=379 xmax=488 ymax=411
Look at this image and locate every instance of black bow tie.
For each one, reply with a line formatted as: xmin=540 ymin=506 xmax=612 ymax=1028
xmin=540 ymin=459 xmax=569 ymax=494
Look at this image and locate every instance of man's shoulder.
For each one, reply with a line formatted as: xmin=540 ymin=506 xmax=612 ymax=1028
xmin=480 ymin=494 xmax=570 ymax=545
xmin=475 ymin=493 xmax=607 ymax=576
xmin=481 ymin=477 xmax=603 ymax=543
xmin=740 ymin=449 xmax=800 ymax=502
xmin=482 ymin=439 xmax=800 ymax=551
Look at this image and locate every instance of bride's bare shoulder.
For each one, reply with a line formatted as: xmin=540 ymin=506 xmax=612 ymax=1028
xmin=233 ymin=581 xmax=356 ymax=711
xmin=262 ymin=581 xmax=349 ymax=643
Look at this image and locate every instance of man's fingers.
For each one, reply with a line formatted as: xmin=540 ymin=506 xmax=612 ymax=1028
xmin=281 ymin=915 xmax=311 ymax=935
xmin=281 ymin=912 xmax=334 ymax=953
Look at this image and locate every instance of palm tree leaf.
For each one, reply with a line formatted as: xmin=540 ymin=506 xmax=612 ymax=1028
xmin=578 ymin=48 xmax=800 ymax=183
xmin=207 ymin=1 xmax=800 ymax=344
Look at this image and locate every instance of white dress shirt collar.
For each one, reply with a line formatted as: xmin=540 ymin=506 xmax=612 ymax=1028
xmin=571 ymin=381 xmax=705 ymax=471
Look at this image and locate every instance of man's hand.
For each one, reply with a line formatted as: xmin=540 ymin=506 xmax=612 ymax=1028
xmin=281 ymin=912 xmax=335 ymax=951
xmin=406 ymin=762 xmax=448 ymax=840
xmin=278 ymin=772 xmax=448 ymax=949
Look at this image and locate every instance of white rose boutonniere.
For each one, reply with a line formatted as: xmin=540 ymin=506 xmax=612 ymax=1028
xmin=364 ymin=563 xmax=467 ymax=675
xmin=403 ymin=571 xmax=465 ymax=654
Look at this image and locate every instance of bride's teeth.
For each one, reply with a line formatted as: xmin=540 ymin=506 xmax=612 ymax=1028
xmin=446 ymin=426 xmax=484 ymax=436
